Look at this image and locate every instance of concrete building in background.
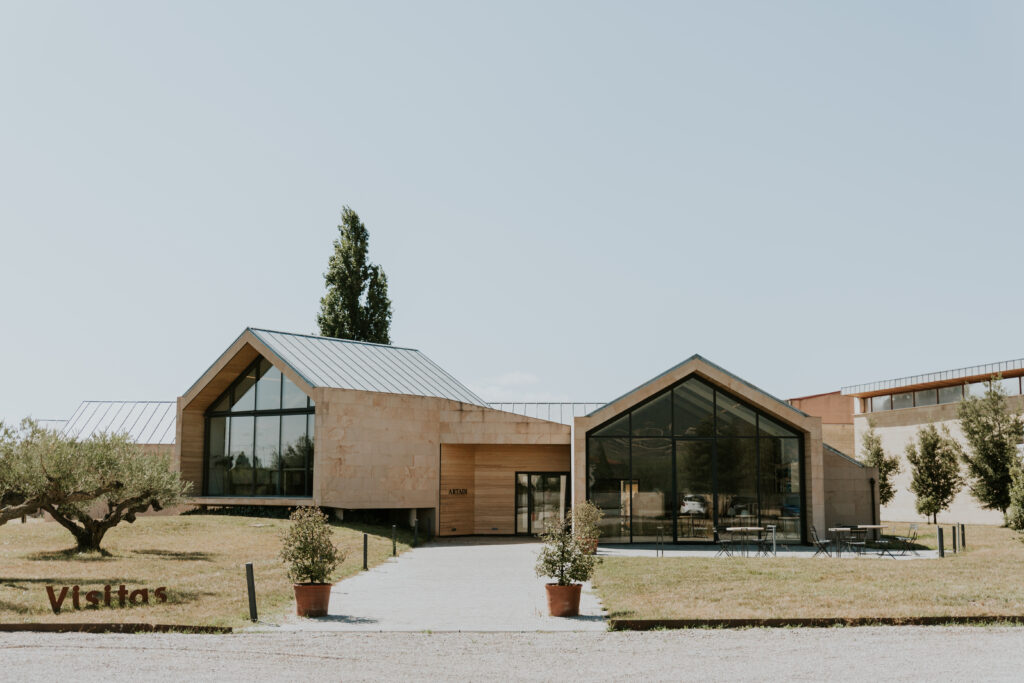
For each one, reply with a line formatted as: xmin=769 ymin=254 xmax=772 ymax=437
xmin=788 ymin=359 xmax=1024 ymax=526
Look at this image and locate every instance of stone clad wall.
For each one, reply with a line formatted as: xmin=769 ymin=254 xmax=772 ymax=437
xmin=823 ymin=449 xmax=877 ymax=530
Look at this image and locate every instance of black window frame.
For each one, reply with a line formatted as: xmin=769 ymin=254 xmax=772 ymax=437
xmin=585 ymin=374 xmax=807 ymax=545
xmin=202 ymin=356 xmax=315 ymax=498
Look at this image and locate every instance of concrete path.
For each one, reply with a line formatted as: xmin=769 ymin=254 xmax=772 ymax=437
xmin=272 ymin=537 xmax=607 ymax=632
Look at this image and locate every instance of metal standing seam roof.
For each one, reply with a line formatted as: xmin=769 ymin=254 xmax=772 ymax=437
xmin=248 ymin=328 xmax=489 ymax=407
xmin=841 ymin=357 xmax=1024 ymax=396
xmin=488 ymin=403 xmax=606 ymax=426
xmin=62 ymin=401 xmax=176 ymax=445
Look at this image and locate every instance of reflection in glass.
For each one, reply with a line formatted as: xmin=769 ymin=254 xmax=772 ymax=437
xmin=938 ymin=385 xmax=963 ymax=404
xmin=871 ymin=395 xmax=891 ymax=412
xmin=515 ymin=473 xmax=529 ymax=534
xmin=282 ymin=374 xmax=308 ymax=409
xmin=893 ymin=392 xmax=914 ymax=410
xmin=587 ymin=437 xmax=631 ymax=542
xmin=759 ymin=437 xmax=801 ymax=541
xmin=593 ymin=413 xmax=629 ymax=437
xmin=256 ymin=360 xmax=282 ymax=411
xmin=254 ymin=415 xmax=280 ymax=496
xmin=228 ymin=415 xmax=255 ymax=495
xmin=675 ymin=440 xmax=713 ymax=540
xmin=206 ymin=417 xmax=229 ymax=496
xmin=632 ymin=393 xmax=671 ymax=437
xmin=718 ymin=396 xmax=757 ymax=437
xmin=914 ymin=389 xmax=937 ymax=407
xmin=717 ymin=438 xmax=758 ymax=528
xmin=232 ymin=368 xmax=257 ymax=412
xmin=630 ymin=438 xmax=672 ymax=541
xmin=673 ymin=379 xmax=715 ymax=437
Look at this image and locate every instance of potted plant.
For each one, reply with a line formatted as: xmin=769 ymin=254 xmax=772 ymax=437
xmin=535 ymin=517 xmax=598 ymax=617
xmin=280 ymin=506 xmax=345 ymax=617
xmin=572 ymin=500 xmax=603 ymax=554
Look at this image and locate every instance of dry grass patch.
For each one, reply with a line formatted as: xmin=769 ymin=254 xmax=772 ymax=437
xmin=593 ymin=523 xmax=1023 ymax=620
xmin=0 ymin=514 xmax=412 ymax=627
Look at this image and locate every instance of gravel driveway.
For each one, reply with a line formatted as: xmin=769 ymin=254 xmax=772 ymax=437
xmin=3 ymin=627 xmax=1024 ymax=681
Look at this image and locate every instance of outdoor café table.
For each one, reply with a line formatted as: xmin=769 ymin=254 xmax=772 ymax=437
xmin=828 ymin=527 xmax=851 ymax=558
xmin=726 ymin=526 xmax=763 ymax=557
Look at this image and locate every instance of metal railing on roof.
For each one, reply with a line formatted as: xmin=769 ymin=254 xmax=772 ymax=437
xmin=841 ymin=358 xmax=1024 ymax=395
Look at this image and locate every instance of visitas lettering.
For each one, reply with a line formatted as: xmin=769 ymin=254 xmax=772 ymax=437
xmin=46 ymin=584 xmax=168 ymax=613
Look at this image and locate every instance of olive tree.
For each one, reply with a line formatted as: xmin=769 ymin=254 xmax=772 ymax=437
xmin=0 ymin=420 xmax=190 ymax=552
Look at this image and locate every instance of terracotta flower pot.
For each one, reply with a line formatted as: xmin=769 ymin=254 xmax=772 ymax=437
xmin=545 ymin=583 xmax=582 ymax=617
xmin=293 ymin=583 xmax=332 ymax=617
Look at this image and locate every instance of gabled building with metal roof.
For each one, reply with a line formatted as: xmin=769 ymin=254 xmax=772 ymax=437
xmin=63 ymin=401 xmax=176 ymax=446
xmin=172 ymin=328 xmax=877 ymax=543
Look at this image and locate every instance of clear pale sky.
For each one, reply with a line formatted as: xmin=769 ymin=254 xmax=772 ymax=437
xmin=1 ymin=2 xmax=1022 ymax=425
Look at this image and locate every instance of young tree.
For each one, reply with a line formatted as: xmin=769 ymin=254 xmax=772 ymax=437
xmin=958 ymin=375 xmax=1024 ymax=522
xmin=0 ymin=421 xmax=190 ymax=551
xmin=1006 ymin=459 xmax=1024 ymax=531
xmin=317 ymin=206 xmax=393 ymax=344
xmin=861 ymin=423 xmax=901 ymax=506
xmin=905 ymin=423 xmax=963 ymax=524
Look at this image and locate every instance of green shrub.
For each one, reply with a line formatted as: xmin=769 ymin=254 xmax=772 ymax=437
xmin=572 ymin=500 xmax=603 ymax=540
xmin=280 ymin=506 xmax=344 ymax=584
xmin=535 ymin=518 xmax=597 ymax=586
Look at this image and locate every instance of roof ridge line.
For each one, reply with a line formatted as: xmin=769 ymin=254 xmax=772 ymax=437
xmin=247 ymin=327 xmax=420 ymax=353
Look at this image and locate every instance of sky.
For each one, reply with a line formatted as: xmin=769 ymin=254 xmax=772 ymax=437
xmin=1 ymin=1 xmax=1022 ymax=425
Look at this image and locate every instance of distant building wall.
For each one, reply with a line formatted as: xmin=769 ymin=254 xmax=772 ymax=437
xmin=790 ymin=392 xmax=856 ymax=457
xmin=853 ymin=395 xmax=1024 ymax=525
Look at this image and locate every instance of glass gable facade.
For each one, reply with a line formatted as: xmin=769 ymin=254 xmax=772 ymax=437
xmin=204 ymin=357 xmax=315 ymax=497
xmin=586 ymin=376 xmax=804 ymax=543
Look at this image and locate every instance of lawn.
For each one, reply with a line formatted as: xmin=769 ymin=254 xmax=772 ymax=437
xmin=0 ymin=514 xmax=412 ymax=628
xmin=593 ymin=522 xmax=1024 ymax=620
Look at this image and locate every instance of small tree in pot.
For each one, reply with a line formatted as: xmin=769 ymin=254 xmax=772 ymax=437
xmin=535 ymin=517 xmax=598 ymax=617
xmin=280 ymin=506 xmax=345 ymax=617
xmin=572 ymin=500 xmax=603 ymax=554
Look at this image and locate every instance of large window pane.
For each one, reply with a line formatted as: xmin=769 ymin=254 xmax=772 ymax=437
xmin=587 ymin=437 xmax=630 ymax=543
xmin=206 ymin=417 xmax=229 ymax=495
xmin=630 ymin=438 xmax=672 ymax=542
xmin=914 ymin=389 xmax=937 ymax=407
xmin=282 ymin=374 xmax=308 ymax=409
xmin=717 ymin=395 xmax=757 ymax=437
xmin=893 ymin=392 xmax=913 ymax=410
xmin=254 ymin=415 xmax=280 ymax=496
xmin=231 ymin=367 xmax=258 ymax=412
xmin=999 ymin=377 xmax=1021 ymax=396
xmin=675 ymin=440 xmax=713 ymax=541
xmin=938 ymin=385 xmax=963 ymax=404
xmin=717 ymin=438 xmax=758 ymax=528
xmin=871 ymin=395 xmax=891 ymax=412
xmin=759 ymin=437 xmax=801 ymax=541
xmin=673 ymin=378 xmax=715 ymax=437
xmin=632 ymin=392 xmax=671 ymax=437
xmin=759 ymin=414 xmax=798 ymax=439
xmin=592 ymin=413 xmax=629 ymax=437
xmin=228 ymin=415 xmax=255 ymax=495
xmin=256 ymin=359 xmax=282 ymax=411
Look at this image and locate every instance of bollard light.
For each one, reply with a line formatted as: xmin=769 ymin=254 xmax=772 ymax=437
xmin=245 ymin=562 xmax=258 ymax=623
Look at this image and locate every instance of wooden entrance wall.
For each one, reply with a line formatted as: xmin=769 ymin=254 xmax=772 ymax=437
xmin=438 ymin=444 xmax=570 ymax=536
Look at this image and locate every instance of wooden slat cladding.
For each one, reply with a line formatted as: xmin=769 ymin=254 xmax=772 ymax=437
xmin=438 ymin=444 xmax=570 ymax=536
xmin=439 ymin=446 xmax=474 ymax=535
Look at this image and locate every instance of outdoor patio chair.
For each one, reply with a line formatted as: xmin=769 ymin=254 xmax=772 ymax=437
xmin=755 ymin=525 xmax=777 ymax=557
xmin=843 ymin=527 xmax=867 ymax=556
xmin=895 ymin=523 xmax=920 ymax=556
xmin=715 ymin=526 xmax=734 ymax=557
xmin=810 ymin=526 xmax=833 ymax=557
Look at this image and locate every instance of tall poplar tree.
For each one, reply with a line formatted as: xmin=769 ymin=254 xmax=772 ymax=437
xmin=905 ymin=423 xmax=963 ymax=524
xmin=957 ymin=375 xmax=1024 ymax=522
xmin=317 ymin=207 xmax=393 ymax=344
xmin=861 ymin=423 xmax=901 ymax=506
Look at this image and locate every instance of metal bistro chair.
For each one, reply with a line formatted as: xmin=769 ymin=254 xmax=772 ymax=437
xmin=810 ymin=526 xmax=833 ymax=557
xmin=895 ymin=523 xmax=920 ymax=556
xmin=715 ymin=526 xmax=734 ymax=557
xmin=843 ymin=526 xmax=867 ymax=556
xmin=756 ymin=525 xmax=777 ymax=557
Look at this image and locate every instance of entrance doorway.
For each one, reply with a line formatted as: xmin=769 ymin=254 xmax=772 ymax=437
xmin=514 ymin=472 xmax=570 ymax=535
